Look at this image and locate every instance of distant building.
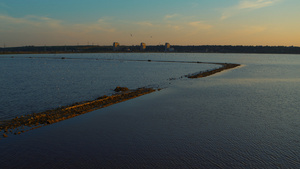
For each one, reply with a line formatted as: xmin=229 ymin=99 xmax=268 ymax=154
xmin=165 ymin=43 xmax=170 ymax=51
xmin=113 ymin=42 xmax=120 ymax=51
xmin=165 ymin=43 xmax=174 ymax=52
xmin=140 ymin=43 xmax=146 ymax=51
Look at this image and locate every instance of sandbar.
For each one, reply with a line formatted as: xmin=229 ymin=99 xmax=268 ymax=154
xmin=0 ymin=62 xmax=240 ymax=139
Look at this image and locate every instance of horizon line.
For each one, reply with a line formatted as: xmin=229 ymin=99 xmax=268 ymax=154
xmin=2 ymin=44 xmax=299 ymax=48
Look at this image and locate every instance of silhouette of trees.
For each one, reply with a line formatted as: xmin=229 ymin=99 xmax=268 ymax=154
xmin=2 ymin=45 xmax=300 ymax=54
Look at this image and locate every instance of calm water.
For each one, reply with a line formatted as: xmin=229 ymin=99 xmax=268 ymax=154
xmin=0 ymin=53 xmax=219 ymax=121
xmin=0 ymin=53 xmax=300 ymax=168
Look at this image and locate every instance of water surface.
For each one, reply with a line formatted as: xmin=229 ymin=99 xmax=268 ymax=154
xmin=0 ymin=53 xmax=299 ymax=168
xmin=0 ymin=53 xmax=219 ymax=120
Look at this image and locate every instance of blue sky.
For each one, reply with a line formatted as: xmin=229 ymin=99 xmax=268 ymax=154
xmin=1 ymin=0 xmax=300 ymax=47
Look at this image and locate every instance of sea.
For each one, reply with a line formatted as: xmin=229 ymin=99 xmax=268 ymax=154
xmin=0 ymin=53 xmax=299 ymax=168
xmin=0 ymin=53 xmax=220 ymax=121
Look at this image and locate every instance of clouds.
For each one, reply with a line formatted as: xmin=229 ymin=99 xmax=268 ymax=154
xmin=164 ymin=14 xmax=179 ymax=20
xmin=189 ymin=21 xmax=212 ymax=30
xmin=0 ymin=14 xmax=118 ymax=46
xmin=162 ymin=14 xmax=213 ymax=31
xmin=0 ymin=15 xmax=63 ymax=32
xmin=238 ymin=0 xmax=278 ymax=9
xmin=0 ymin=11 xmax=216 ymax=46
xmin=134 ymin=14 xmax=213 ymax=32
xmin=0 ymin=14 xmax=116 ymax=33
xmin=1 ymin=0 xmax=299 ymax=47
xmin=221 ymin=0 xmax=282 ymax=20
xmin=73 ymin=18 xmax=116 ymax=33
xmin=137 ymin=21 xmax=154 ymax=27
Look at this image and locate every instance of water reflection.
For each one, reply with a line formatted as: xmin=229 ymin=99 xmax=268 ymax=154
xmin=0 ymin=53 xmax=299 ymax=168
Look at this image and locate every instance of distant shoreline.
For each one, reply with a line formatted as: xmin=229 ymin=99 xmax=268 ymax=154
xmin=1 ymin=51 xmax=300 ymax=55
xmin=1 ymin=45 xmax=300 ymax=55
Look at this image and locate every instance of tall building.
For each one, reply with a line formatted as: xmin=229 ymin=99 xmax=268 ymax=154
xmin=165 ymin=43 xmax=170 ymax=52
xmin=140 ymin=43 xmax=146 ymax=51
xmin=113 ymin=42 xmax=120 ymax=51
xmin=165 ymin=43 xmax=170 ymax=50
xmin=165 ymin=42 xmax=174 ymax=52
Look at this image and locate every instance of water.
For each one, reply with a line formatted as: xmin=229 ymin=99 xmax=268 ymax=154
xmin=0 ymin=53 xmax=300 ymax=168
xmin=0 ymin=53 xmax=219 ymax=120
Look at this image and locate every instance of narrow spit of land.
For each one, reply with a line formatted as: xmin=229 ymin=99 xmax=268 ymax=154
xmin=0 ymin=87 xmax=155 ymax=138
xmin=187 ymin=63 xmax=240 ymax=78
xmin=0 ymin=62 xmax=240 ymax=139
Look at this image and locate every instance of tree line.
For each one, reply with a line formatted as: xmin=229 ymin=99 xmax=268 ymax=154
xmin=1 ymin=45 xmax=300 ymax=54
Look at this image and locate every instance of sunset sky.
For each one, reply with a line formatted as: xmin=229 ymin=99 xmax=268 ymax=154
xmin=1 ymin=0 xmax=299 ymax=47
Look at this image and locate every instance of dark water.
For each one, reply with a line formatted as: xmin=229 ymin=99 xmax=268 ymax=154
xmin=0 ymin=53 xmax=219 ymax=121
xmin=0 ymin=53 xmax=299 ymax=168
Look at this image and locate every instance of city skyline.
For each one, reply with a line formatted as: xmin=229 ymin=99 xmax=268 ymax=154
xmin=1 ymin=0 xmax=300 ymax=47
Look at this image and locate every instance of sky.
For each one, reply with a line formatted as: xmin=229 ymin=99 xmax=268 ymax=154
xmin=1 ymin=0 xmax=300 ymax=47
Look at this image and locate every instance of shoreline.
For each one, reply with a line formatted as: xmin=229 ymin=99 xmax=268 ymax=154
xmin=1 ymin=52 xmax=300 ymax=56
xmin=0 ymin=87 xmax=155 ymax=138
xmin=2 ymin=45 xmax=300 ymax=55
xmin=0 ymin=62 xmax=240 ymax=139
xmin=187 ymin=63 xmax=241 ymax=78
